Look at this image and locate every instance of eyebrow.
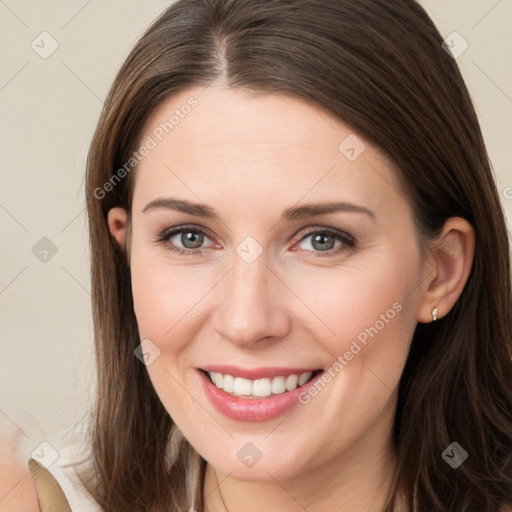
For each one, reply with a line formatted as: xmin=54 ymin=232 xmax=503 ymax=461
xmin=141 ymin=197 xmax=375 ymax=221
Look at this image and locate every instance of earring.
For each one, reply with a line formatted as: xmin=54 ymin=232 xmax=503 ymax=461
xmin=432 ymin=307 xmax=438 ymax=322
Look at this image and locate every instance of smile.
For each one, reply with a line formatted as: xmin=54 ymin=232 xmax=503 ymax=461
xmin=197 ymin=366 xmax=325 ymax=422
xmin=205 ymin=370 xmax=320 ymax=398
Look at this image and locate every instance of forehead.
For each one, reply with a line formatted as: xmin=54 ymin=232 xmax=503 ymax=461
xmin=140 ymin=85 xmax=367 ymax=157
xmin=131 ymin=85 xmax=405 ymax=219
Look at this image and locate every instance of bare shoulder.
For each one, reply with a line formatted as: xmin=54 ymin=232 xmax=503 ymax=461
xmin=0 ymin=429 xmax=40 ymax=512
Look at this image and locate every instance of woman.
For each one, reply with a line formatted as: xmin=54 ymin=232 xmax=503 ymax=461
xmin=24 ymin=0 xmax=512 ymax=510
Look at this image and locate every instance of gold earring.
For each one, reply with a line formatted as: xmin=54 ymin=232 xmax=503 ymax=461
xmin=432 ymin=307 xmax=438 ymax=322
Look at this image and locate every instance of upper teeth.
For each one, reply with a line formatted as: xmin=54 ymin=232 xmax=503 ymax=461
xmin=207 ymin=371 xmax=314 ymax=398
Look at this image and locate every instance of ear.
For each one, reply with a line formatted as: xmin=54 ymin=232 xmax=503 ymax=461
xmin=417 ymin=217 xmax=475 ymax=323
xmin=107 ymin=207 xmax=129 ymax=251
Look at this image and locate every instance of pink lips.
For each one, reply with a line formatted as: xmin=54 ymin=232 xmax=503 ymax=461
xmin=197 ymin=366 xmax=324 ymax=422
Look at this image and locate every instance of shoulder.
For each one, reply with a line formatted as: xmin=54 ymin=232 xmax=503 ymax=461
xmin=27 ymin=457 xmax=72 ymax=511
xmin=29 ymin=425 xmax=101 ymax=512
xmin=0 ymin=430 xmax=40 ymax=512
xmin=1 ymin=418 xmax=100 ymax=512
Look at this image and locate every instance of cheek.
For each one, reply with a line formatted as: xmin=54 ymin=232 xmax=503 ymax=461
xmin=289 ymin=252 xmax=421 ymax=459
xmin=130 ymin=244 xmax=208 ymax=344
xmin=297 ymin=248 xmax=422 ymax=428
xmin=295 ymin=247 xmax=420 ymax=355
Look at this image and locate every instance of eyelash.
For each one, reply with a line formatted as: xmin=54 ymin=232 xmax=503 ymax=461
xmin=155 ymin=225 xmax=356 ymax=258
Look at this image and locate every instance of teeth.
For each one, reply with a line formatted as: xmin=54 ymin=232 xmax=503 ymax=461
xmin=223 ymin=374 xmax=235 ymax=393
xmin=252 ymin=378 xmax=272 ymax=397
xmin=285 ymin=374 xmax=298 ymax=391
xmin=212 ymin=372 xmax=223 ymax=388
xmin=271 ymin=376 xmax=286 ymax=394
xmin=298 ymin=372 xmax=312 ymax=386
xmin=234 ymin=377 xmax=252 ymax=396
xmin=207 ymin=371 xmax=315 ymax=398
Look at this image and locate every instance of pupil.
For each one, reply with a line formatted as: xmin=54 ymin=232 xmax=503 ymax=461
xmin=313 ymin=234 xmax=334 ymax=251
xmin=183 ymin=231 xmax=203 ymax=248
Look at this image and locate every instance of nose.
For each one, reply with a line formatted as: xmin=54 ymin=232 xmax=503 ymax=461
xmin=213 ymin=250 xmax=291 ymax=349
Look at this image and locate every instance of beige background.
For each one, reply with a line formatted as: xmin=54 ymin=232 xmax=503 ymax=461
xmin=1 ymin=0 xmax=511 ymax=460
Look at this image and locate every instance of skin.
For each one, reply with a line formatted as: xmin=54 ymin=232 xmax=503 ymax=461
xmin=107 ymin=84 xmax=475 ymax=512
xmin=0 ymin=425 xmax=39 ymax=512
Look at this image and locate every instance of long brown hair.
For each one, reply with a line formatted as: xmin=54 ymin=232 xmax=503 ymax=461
xmin=81 ymin=0 xmax=512 ymax=510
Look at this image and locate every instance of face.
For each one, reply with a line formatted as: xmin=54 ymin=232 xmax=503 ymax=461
xmin=119 ymin=85 xmax=431 ymax=482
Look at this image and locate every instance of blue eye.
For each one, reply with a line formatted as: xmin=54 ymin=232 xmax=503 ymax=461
xmin=156 ymin=226 xmax=355 ymax=257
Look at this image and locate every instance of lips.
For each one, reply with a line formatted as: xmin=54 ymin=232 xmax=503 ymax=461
xmin=196 ymin=365 xmax=325 ymax=422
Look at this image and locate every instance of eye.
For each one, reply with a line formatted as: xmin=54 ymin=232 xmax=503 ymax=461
xmin=293 ymin=227 xmax=355 ymax=257
xmin=156 ymin=226 xmax=216 ymax=255
xmin=155 ymin=225 xmax=356 ymax=257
